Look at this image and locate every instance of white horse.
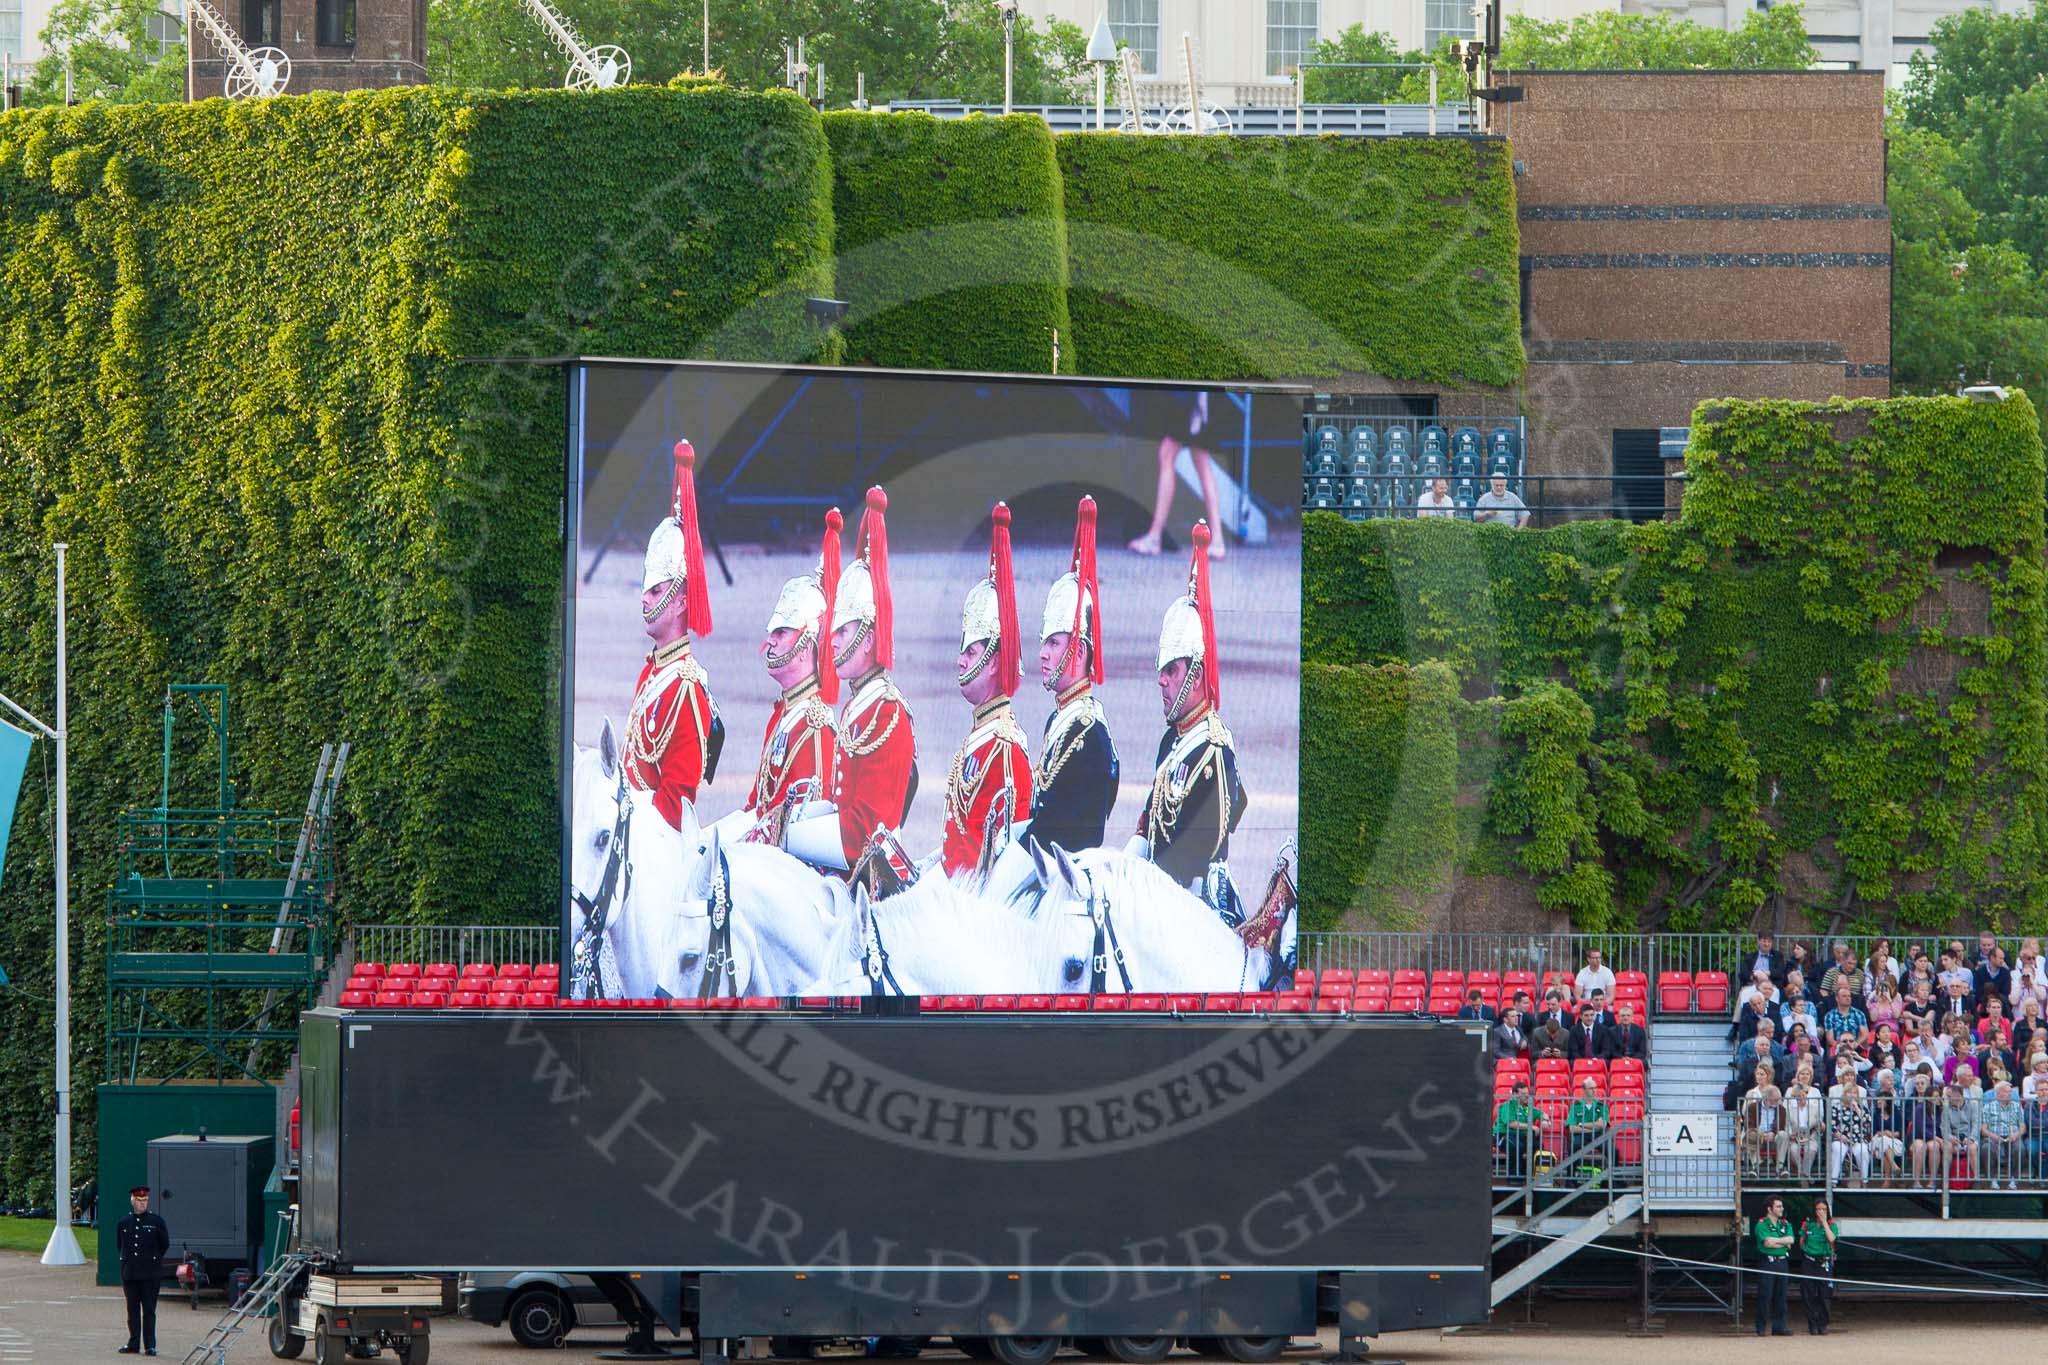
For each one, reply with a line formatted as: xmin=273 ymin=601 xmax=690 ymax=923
xmin=798 ymin=878 xmax=1087 ymax=996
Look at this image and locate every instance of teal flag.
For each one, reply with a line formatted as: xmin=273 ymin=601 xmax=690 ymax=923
xmin=0 ymin=718 xmax=33 ymax=888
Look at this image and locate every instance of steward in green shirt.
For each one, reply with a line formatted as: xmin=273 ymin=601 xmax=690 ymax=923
xmin=1755 ymin=1214 xmax=1792 ymax=1259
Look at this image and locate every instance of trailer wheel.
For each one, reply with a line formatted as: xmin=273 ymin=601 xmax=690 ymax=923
xmin=508 ymin=1287 xmax=570 ymax=1348
xmin=267 ymin=1312 xmax=305 ymax=1360
xmin=312 ymin=1318 xmax=344 ymax=1365
xmin=1215 ymin=1338 xmax=1285 ymax=1363
xmin=1103 ymin=1338 xmax=1173 ymax=1363
xmin=989 ymin=1337 xmax=1061 ymax=1365
xmin=397 ymin=1333 xmax=430 ymax=1365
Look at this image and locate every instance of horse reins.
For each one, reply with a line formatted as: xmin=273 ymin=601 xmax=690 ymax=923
xmin=570 ymin=767 xmax=634 ymax=999
xmin=700 ymin=848 xmax=738 ymax=998
xmin=863 ymin=905 xmax=906 ymax=997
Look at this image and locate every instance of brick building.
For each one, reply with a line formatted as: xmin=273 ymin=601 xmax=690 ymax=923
xmin=1490 ymin=70 xmax=1890 ymax=516
xmin=187 ymin=0 xmax=425 ymax=97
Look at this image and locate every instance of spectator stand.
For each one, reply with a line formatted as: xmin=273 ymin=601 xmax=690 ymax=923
xmin=1301 ymin=411 xmax=1526 ymax=523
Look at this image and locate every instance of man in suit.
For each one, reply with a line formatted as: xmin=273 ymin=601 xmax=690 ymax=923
xmin=1736 ymin=931 xmax=1784 ymax=990
xmin=1531 ymin=1016 xmax=1572 ymax=1060
xmin=1974 ymin=945 xmax=2014 ymax=1012
xmin=1532 ymin=989 xmax=1572 ymax=1034
xmin=1735 ymin=1018 xmax=1788 ymax=1084
xmin=116 ymin=1185 xmax=169 ymax=1356
xmin=1455 ymin=987 xmax=1499 ymax=1025
xmin=1601 ymin=1002 xmax=1649 ymax=1062
xmin=1569 ymin=1004 xmax=1608 ymax=1062
xmin=1733 ymin=986 xmax=1776 ymax=1045
xmin=1583 ymin=989 xmax=1618 ymax=1032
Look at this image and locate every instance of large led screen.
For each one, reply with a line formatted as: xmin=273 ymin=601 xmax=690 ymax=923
xmin=564 ymin=361 xmax=1301 ymax=1000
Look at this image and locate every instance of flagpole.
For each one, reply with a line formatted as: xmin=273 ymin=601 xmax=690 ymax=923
xmin=42 ymin=543 xmax=82 ymax=1267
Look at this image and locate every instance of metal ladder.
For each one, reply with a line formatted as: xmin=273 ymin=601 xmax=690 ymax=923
xmin=180 ymin=1210 xmax=306 ymax=1365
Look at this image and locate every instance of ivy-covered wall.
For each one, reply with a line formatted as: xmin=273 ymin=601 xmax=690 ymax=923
xmin=1057 ymin=134 xmax=1523 ymax=388
xmin=0 ymin=86 xmax=836 ymax=1200
xmin=1300 ymin=393 xmax=2048 ymax=937
xmin=823 ymin=112 xmax=1072 ymax=374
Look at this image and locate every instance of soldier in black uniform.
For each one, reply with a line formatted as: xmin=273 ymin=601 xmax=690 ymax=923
xmin=116 ymin=1184 xmax=168 ymax=1355
xmin=1031 ymin=496 xmax=1119 ymax=855
xmin=1142 ymin=520 xmax=1246 ymax=915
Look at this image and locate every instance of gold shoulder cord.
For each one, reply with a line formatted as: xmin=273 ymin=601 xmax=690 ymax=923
xmin=946 ymin=729 xmax=1007 ymax=832
xmin=1037 ymin=705 xmax=1094 ymax=789
xmin=627 ymin=663 xmax=704 ymax=771
xmin=841 ymin=684 xmax=903 ymax=758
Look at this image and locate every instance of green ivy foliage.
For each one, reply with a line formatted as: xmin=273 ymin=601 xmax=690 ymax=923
xmin=1301 ymin=394 xmax=2048 ymax=936
xmin=822 ymin=111 xmax=1073 ymax=374
xmin=0 ymin=86 xmax=836 ymax=1201
xmin=1056 ymin=134 xmax=1523 ymax=388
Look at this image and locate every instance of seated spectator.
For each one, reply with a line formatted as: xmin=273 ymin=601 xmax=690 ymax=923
xmin=1902 ymin=944 xmax=1937 ymax=995
xmin=1783 ymin=1027 xmax=1823 ymax=1088
xmin=1575 ymin=948 xmax=1616 ymax=1004
xmin=1866 ymin=1022 xmax=1901 ymax=1076
xmin=1937 ymin=949 xmax=1973 ymax=996
xmin=1509 ymin=989 xmax=1535 ymax=1016
xmin=1978 ymin=996 xmax=2015 ymax=1048
xmin=1819 ymin=942 xmax=1866 ymax=1006
xmin=1980 ymin=1080 xmax=2025 ymax=1189
xmin=1950 ymin=1059 xmax=1984 ymax=1102
xmin=1530 ymin=1014 xmax=1572 ymax=1060
xmin=2011 ymin=937 xmax=2048 ymax=1015
xmin=1925 ymin=1016 xmax=1954 ymax=1063
xmin=1564 ymin=1077 xmax=1610 ymax=1173
xmin=1736 ymin=931 xmax=1783 ymax=991
xmin=1968 ymin=931 xmax=1999 ymax=972
xmin=1601 ymin=1002 xmax=1648 ymax=1062
xmin=1473 ymin=474 xmax=1529 ymax=528
xmin=2025 ymin=1085 xmax=2048 ymax=1175
xmin=1866 ymin=976 xmax=1904 ymax=1033
xmin=1532 ymin=990 xmax=1572 ymax=1033
xmin=1492 ymin=1007 xmax=1528 ymax=1060
xmin=1583 ymin=988 xmax=1617 ymax=1031
xmin=1903 ymin=1070 xmax=1943 ymax=1183
xmin=1782 ymin=1080 xmax=1822 ymax=1180
xmin=1827 ymin=1082 xmax=1873 ymax=1185
xmin=1733 ymin=985 xmax=1777 ymax=1045
xmin=1493 ymin=1081 xmax=1540 ymax=1179
xmin=1416 ymin=477 xmax=1456 ymax=519
xmin=2013 ymin=997 xmax=2046 ymax=1059
xmin=1785 ymin=941 xmax=1821 ymax=996
xmin=1569 ymin=1004 xmax=1608 ymax=1062
xmin=1735 ymin=1019 xmax=1787 ymax=1082
xmin=1735 ymin=969 xmax=1778 ymax=1015
xmin=1869 ymin=1070 xmax=1905 ymax=1183
xmin=1898 ymin=1037 xmax=1931 ymax=1079
xmin=2025 ymin=1054 xmax=2048 ymax=1101
xmin=1937 ymin=975 xmax=1975 ymax=1027
xmin=1900 ymin=978 xmax=1939 ymax=1036
xmin=1456 ymin=987 xmax=1498 ymax=1024
xmin=1974 ymin=944 xmax=2014 ymax=1009
xmin=1867 ymin=937 xmax=1901 ymax=984
xmin=1741 ymin=1074 xmax=1785 ymax=1174
xmin=1779 ymin=986 xmax=1820 ymax=1040
xmin=1942 ymin=1082 xmax=1982 ymax=1181
xmin=1825 ymin=1060 xmax=1856 ymax=1101
xmin=1822 ymin=983 xmax=1869 ymax=1056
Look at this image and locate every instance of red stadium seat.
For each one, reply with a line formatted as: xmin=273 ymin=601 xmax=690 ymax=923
xmin=663 ymin=998 xmax=710 ymax=1010
xmin=353 ymin=962 xmax=384 ymax=977
xmin=424 ymin=962 xmax=457 ymax=979
xmin=1053 ymin=994 xmax=1090 ymax=1012
xmin=499 ymin=963 xmax=533 ymax=979
xmin=1495 ymin=1055 xmax=1531 ymax=1072
xmin=451 ymin=991 xmax=484 ymax=1008
xmin=737 ymin=996 xmax=777 ymax=1010
xmin=387 ymin=963 xmax=422 ymax=979
xmin=702 ymin=997 xmax=738 ymax=1010
xmin=1432 ymin=971 xmax=1465 ymax=990
xmin=1501 ymin=970 xmax=1536 ymax=992
xmin=1612 ymin=1100 xmax=1645 ymax=1163
xmin=1467 ymin=970 xmax=1501 ymax=990
xmin=797 ymin=996 xmax=835 ymax=1008
xmin=1128 ymin=994 xmax=1168 ymax=1011
xmin=1169 ymin=993 xmax=1203 ymax=1013
xmin=373 ymin=991 xmax=409 ymax=1007
xmin=1610 ymin=1057 xmax=1645 ymax=1077
xmin=1534 ymin=1059 xmax=1570 ymax=1080
xmin=1615 ymin=970 xmax=1648 ymax=990
xmin=1092 ymin=995 xmax=1129 ymax=1012
xmin=1392 ymin=968 xmax=1427 ymax=988
xmin=521 ymin=992 xmax=555 ymax=1008
xmin=1317 ymin=969 xmax=1355 ymax=995
xmin=919 ymin=995 xmax=942 ymax=1010
xmin=1316 ymin=996 xmax=1348 ymax=1013
xmin=533 ymin=963 xmax=561 ymax=979
xmin=1204 ymin=994 xmax=1241 ymax=1012
xmin=1241 ymin=992 xmax=1277 ymax=1010
xmin=1692 ymin=971 xmax=1729 ymax=1013
xmin=1657 ymin=972 xmax=1693 ymax=1012
xmin=460 ymin=962 xmax=495 ymax=979
xmin=936 ymin=995 xmax=978 ymax=1011
xmin=344 ymin=978 xmax=378 ymax=996
xmin=339 ymin=990 xmax=371 ymax=1007
xmin=415 ymin=991 xmax=449 ymax=1008
xmin=1352 ymin=995 xmax=1389 ymax=1013
xmin=1357 ymin=970 xmax=1391 ymax=988
xmin=1277 ymin=996 xmax=1312 ymax=1013
xmin=981 ymin=995 xmax=1017 ymax=1010
xmin=487 ymin=991 xmax=521 ymax=1008
xmin=1015 ymin=995 xmax=1053 ymax=1011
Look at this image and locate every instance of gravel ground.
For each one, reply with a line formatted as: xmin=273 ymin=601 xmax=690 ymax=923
xmin=7 ymin=1254 xmax=2044 ymax=1365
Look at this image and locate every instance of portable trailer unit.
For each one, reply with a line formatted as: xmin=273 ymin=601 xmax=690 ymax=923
xmin=295 ymin=1007 xmax=1492 ymax=1361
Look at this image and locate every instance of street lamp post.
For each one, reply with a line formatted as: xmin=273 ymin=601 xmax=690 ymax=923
xmin=995 ymin=0 xmax=1017 ymax=115
xmin=1 ymin=545 xmax=80 ymax=1268
xmin=1086 ymin=13 xmax=1116 ymax=132
xmin=701 ymin=0 xmax=709 ymax=73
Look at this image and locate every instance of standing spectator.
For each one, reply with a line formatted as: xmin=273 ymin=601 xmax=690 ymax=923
xmin=1752 ymin=1197 xmax=1795 ymax=1336
xmin=1569 ymin=1004 xmax=1607 ymax=1062
xmin=1798 ymin=1201 xmax=1837 ymax=1335
xmin=1819 ymin=942 xmax=1865 ymax=1003
xmin=1416 ymin=477 xmax=1456 ymax=519
xmin=2010 ymin=937 xmax=2047 ymax=1014
xmin=1869 ymin=1070 xmax=1905 ymax=1182
xmin=1601 ymin=1002 xmax=1648 ymax=1063
xmin=1564 ymin=1076 xmax=1610 ymax=1174
xmin=1737 ymin=931 xmax=1784 ymax=989
xmin=1781 ymin=1079 xmax=1822 ymax=1180
xmin=1742 ymin=1075 xmax=1786 ymax=1173
xmin=1974 ymin=945 xmax=2014 ymax=1012
xmin=1493 ymin=1081 xmax=1540 ymax=1179
xmin=1981 ymin=1080 xmax=2025 ymax=1188
xmin=1828 ymin=1083 xmax=1873 ymax=1185
xmin=1574 ymin=948 xmax=1616 ymax=1003
xmin=1456 ymin=987 xmax=1498 ymax=1024
xmin=1903 ymin=1070 xmax=1943 ymax=1184
xmin=1492 ymin=1007 xmax=1528 ymax=1061
xmin=1941 ymin=1082 xmax=1981 ymax=1181
xmin=1473 ymin=475 xmax=1529 ymax=528
xmin=1821 ymin=983 xmax=1869 ymax=1058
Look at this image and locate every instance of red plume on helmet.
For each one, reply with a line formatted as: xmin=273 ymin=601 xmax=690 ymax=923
xmin=819 ymin=508 xmax=843 ymax=704
xmin=1071 ymin=495 xmax=1104 ymax=684
xmin=673 ymin=441 xmax=713 ymax=636
xmin=992 ymin=502 xmax=1020 ymax=698
xmin=1189 ymin=520 xmax=1219 ymax=711
xmin=864 ymin=485 xmax=894 ymax=670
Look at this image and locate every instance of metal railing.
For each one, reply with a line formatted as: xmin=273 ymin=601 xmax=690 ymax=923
xmin=349 ymin=923 xmax=560 ymax=969
xmin=1304 ymin=472 xmax=1687 ymax=525
xmin=883 ymin=100 xmax=1473 ymax=136
xmin=1736 ymin=1092 xmax=2048 ymax=1213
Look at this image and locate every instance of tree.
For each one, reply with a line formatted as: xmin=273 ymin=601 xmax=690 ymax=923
xmin=1899 ymin=0 xmax=2048 ymax=141
xmin=21 ymin=0 xmax=186 ymax=105
xmin=1498 ymin=4 xmax=1815 ymax=71
xmin=1299 ymin=24 xmax=1426 ymax=104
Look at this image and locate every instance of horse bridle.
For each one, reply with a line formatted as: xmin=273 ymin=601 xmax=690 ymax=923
xmin=863 ymin=906 xmax=906 ymax=997
xmin=1078 ymin=869 xmax=1133 ymax=995
xmin=570 ymin=767 xmax=634 ymax=999
xmin=699 ymin=848 xmax=738 ymax=998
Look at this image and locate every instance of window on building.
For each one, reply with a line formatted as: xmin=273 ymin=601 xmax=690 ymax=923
xmin=242 ymin=0 xmax=279 ymax=46
xmin=0 ymin=0 xmax=24 ymax=67
xmin=146 ymin=8 xmax=184 ymax=57
xmin=316 ymin=0 xmax=355 ymax=47
xmin=1266 ymin=0 xmax=1319 ymax=76
xmin=1611 ymin=429 xmax=1666 ymax=522
xmin=1110 ymin=0 xmax=1160 ymax=75
xmin=1424 ymin=0 xmax=1474 ymax=56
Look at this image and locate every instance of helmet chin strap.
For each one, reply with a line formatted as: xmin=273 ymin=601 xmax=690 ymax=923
xmin=1169 ymin=659 xmax=1201 ymax=720
xmin=1045 ymin=630 xmax=1086 ymax=691
xmin=833 ymin=618 xmax=872 ymax=670
xmin=958 ymin=636 xmax=996 ymax=687
xmin=642 ymin=575 xmax=683 ymax=624
xmin=765 ymin=626 xmax=815 ymax=671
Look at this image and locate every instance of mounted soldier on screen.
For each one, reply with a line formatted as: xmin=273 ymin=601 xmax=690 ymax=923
xmin=942 ymin=502 xmax=1032 ymax=884
xmin=625 ymin=440 xmax=723 ymax=832
xmin=1030 ymin=495 xmax=1118 ymax=857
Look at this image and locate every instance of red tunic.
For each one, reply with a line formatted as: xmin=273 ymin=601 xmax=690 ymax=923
xmin=941 ymin=699 xmax=1032 ymax=879
xmin=746 ymin=681 xmax=838 ymax=823
xmin=834 ymin=672 xmax=917 ymax=866
xmin=624 ymin=641 xmax=713 ymax=832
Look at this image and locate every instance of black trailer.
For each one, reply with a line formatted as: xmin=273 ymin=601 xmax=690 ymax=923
xmin=296 ymin=1007 xmax=1491 ymax=1361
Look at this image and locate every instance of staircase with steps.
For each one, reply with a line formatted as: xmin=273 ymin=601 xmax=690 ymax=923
xmin=1645 ymin=1017 xmax=1738 ymax=1207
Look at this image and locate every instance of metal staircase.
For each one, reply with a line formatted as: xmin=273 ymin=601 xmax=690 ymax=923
xmin=180 ymin=1209 xmax=306 ymax=1365
xmin=1645 ymin=1019 xmax=1737 ymax=1206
